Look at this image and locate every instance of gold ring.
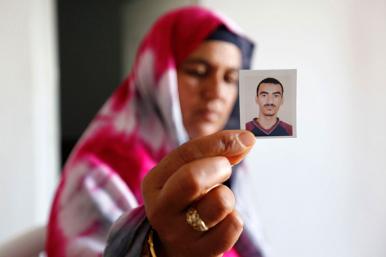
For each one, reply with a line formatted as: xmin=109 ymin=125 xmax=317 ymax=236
xmin=186 ymin=207 xmax=208 ymax=232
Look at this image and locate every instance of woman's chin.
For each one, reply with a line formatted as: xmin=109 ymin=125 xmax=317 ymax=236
xmin=187 ymin=124 xmax=223 ymax=139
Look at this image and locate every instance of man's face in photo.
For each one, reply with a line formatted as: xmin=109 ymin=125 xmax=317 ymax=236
xmin=256 ymin=83 xmax=283 ymax=117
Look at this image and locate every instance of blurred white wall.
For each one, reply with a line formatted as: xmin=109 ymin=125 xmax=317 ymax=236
xmin=201 ymin=1 xmax=386 ymax=257
xmin=0 ymin=0 xmax=59 ymax=243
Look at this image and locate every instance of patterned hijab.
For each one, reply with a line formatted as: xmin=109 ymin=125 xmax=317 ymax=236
xmin=46 ymin=6 xmax=256 ymax=257
xmin=63 ymin=6 xmax=253 ymax=202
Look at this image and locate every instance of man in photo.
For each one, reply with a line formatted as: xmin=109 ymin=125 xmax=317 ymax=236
xmin=245 ymin=77 xmax=293 ymax=136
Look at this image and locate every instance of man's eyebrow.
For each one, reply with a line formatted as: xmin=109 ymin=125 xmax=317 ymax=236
xmin=258 ymin=90 xmax=283 ymax=95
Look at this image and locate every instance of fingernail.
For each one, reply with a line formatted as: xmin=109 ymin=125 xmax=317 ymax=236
xmin=238 ymin=131 xmax=256 ymax=147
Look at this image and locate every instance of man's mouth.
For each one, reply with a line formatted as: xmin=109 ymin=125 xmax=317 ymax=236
xmin=264 ymin=105 xmax=276 ymax=111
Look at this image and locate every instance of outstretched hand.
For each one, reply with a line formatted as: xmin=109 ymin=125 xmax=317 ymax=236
xmin=142 ymin=130 xmax=256 ymax=257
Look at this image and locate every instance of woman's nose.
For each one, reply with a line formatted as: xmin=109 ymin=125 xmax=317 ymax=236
xmin=203 ymin=74 xmax=223 ymax=99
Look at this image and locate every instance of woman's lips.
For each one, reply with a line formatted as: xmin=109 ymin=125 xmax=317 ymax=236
xmin=197 ymin=109 xmax=219 ymax=122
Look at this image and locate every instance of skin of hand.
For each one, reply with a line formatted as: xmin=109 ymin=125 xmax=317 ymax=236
xmin=142 ymin=130 xmax=256 ymax=257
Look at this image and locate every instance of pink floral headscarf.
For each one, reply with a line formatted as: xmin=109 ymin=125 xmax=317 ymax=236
xmin=46 ymin=6 xmax=255 ymax=257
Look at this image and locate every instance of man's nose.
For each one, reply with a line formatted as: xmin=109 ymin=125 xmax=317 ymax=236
xmin=267 ymin=94 xmax=274 ymax=104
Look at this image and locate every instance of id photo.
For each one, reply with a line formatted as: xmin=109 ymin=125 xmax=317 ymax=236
xmin=239 ymin=69 xmax=297 ymax=138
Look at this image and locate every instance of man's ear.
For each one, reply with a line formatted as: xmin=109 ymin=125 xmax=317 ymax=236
xmin=255 ymin=95 xmax=259 ymax=104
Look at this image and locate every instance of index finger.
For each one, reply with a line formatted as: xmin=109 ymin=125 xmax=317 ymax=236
xmin=150 ymin=130 xmax=255 ymax=187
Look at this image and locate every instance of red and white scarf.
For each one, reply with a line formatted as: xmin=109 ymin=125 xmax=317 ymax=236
xmin=46 ymin=6 xmax=260 ymax=257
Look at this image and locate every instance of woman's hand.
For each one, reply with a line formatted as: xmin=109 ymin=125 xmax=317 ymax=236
xmin=142 ymin=130 xmax=256 ymax=257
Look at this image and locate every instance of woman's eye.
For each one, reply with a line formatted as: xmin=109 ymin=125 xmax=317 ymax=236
xmin=184 ymin=67 xmax=207 ymax=77
xmin=224 ymin=72 xmax=238 ymax=84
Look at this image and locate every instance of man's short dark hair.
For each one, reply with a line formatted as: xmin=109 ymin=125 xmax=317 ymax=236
xmin=256 ymin=77 xmax=284 ymax=95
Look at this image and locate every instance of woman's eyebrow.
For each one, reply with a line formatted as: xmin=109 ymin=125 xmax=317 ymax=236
xmin=183 ymin=57 xmax=240 ymax=70
xmin=183 ymin=58 xmax=210 ymax=66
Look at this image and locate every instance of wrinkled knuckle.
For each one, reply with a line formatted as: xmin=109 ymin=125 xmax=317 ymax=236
xmin=214 ymin=157 xmax=232 ymax=178
xmin=221 ymin=156 xmax=232 ymax=167
xmin=183 ymin=167 xmax=203 ymax=197
xmin=217 ymin=188 xmax=235 ymax=212
xmin=211 ymin=189 xmax=234 ymax=217
xmin=212 ymin=156 xmax=227 ymax=168
xmin=218 ymin=133 xmax=238 ymax=155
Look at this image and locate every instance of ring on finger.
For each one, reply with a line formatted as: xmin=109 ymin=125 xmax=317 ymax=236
xmin=186 ymin=207 xmax=209 ymax=232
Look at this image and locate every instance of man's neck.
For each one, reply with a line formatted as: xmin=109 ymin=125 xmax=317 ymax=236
xmin=256 ymin=115 xmax=278 ymax=130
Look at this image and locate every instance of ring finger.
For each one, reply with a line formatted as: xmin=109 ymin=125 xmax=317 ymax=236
xmin=191 ymin=184 xmax=235 ymax=231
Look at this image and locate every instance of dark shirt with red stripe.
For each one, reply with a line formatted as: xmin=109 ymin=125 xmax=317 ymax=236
xmin=245 ymin=118 xmax=293 ymax=137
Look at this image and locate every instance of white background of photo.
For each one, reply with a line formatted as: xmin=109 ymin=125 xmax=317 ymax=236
xmin=239 ymin=69 xmax=296 ymax=137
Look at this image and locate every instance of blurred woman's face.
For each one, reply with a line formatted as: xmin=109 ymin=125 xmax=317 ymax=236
xmin=177 ymin=41 xmax=242 ymax=139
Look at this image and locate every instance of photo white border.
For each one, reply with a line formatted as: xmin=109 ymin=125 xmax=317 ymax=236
xmin=239 ymin=69 xmax=297 ymax=138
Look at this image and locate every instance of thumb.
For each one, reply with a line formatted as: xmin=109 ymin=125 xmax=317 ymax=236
xmin=151 ymin=130 xmax=256 ymax=186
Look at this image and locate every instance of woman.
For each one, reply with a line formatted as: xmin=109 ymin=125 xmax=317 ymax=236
xmin=46 ymin=6 xmax=265 ymax=257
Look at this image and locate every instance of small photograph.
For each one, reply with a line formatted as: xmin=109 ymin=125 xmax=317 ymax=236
xmin=239 ymin=69 xmax=297 ymax=138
